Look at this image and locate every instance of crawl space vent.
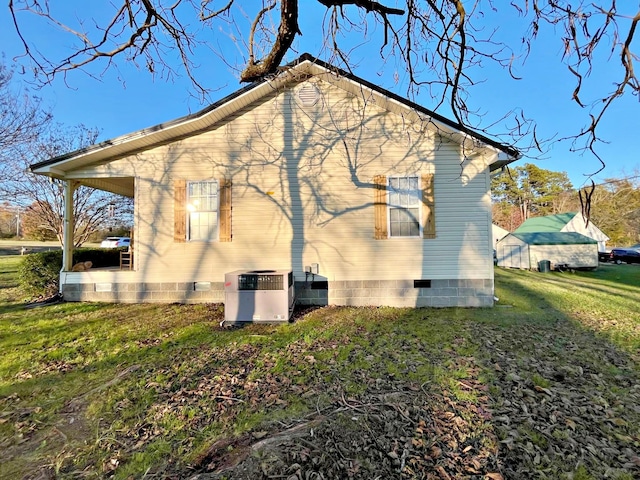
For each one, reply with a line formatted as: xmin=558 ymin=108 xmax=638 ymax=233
xmin=297 ymin=84 xmax=320 ymax=107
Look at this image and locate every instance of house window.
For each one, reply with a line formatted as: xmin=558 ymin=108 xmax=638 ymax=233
xmin=388 ymin=176 xmax=421 ymax=237
xmin=187 ymin=181 xmax=218 ymax=240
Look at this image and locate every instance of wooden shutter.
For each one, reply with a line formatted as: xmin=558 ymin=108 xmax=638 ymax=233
xmin=422 ymin=173 xmax=436 ymax=239
xmin=174 ymin=180 xmax=187 ymax=242
xmin=219 ymin=178 xmax=232 ymax=242
xmin=374 ymin=175 xmax=388 ymax=240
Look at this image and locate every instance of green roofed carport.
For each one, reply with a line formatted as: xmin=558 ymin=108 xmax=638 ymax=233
xmin=512 ymin=232 xmax=598 ymax=245
xmin=496 ymin=231 xmax=599 ymax=270
xmin=512 ymin=212 xmax=610 ymax=253
xmin=514 ymin=213 xmax=577 ymax=233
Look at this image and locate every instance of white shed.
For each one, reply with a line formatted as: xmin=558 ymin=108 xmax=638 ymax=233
xmin=497 ymin=232 xmax=598 ymax=270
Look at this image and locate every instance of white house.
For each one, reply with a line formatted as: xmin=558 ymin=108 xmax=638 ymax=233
xmin=30 ymin=54 xmax=520 ymax=309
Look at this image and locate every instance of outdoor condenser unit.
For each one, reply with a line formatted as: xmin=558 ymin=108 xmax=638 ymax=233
xmin=224 ymin=269 xmax=295 ymax=324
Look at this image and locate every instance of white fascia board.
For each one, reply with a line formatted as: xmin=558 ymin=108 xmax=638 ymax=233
xmin=34 ymin=166 xmax=66 ymax=178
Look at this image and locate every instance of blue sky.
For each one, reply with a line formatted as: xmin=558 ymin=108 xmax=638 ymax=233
xmin=1 ymin=2 xmax=637 ymax=188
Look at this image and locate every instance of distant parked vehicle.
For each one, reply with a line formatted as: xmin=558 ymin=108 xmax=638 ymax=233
xmin=100 ymin=237 xmax=130 ymax=249
xmin=609 ymin=248 xmax=640 ymax=264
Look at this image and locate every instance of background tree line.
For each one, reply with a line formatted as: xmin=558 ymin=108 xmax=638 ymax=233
xmin=492 ymin=164 xmax=640 ymax=247
xmin=0 ymin=59 xmax=131 ymax=245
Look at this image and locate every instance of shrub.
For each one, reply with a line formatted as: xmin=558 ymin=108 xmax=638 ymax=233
xmin=19 ymin=248 xmax=126 ymax=298
xmin=19 ymin=250 xmax=62 ymax=298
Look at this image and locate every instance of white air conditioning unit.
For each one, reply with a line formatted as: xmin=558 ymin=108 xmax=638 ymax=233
xmin=224 ymin=269 xmax=295 ymax=324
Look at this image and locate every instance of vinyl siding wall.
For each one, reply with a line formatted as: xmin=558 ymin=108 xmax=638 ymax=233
xmin=528 ymin=244 xmax=598 ymax=269
xmin=67 ymin=77 xmax=495 ymax=305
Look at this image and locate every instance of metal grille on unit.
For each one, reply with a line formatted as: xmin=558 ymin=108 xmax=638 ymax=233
xmin=223 ymin=269 xmax=295 ymax=324
xmin=297 ymin=84 xmax=320 ymax=107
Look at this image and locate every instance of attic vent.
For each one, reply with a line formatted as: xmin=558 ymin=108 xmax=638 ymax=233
xmin=297 ymin=84 xmax=320 ymax=107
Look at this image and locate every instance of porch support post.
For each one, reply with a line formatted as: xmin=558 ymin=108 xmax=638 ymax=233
xmin=62 ymin=180 xmax=78 ymax=272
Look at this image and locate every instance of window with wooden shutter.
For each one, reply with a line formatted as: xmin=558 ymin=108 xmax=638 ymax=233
xmin=375 ymin=174 xmax=435 ymax=239
xmin=374 ymin=175 xmax=388 ymax=239
xmin=422 ymin=173 xmax=436 ymax=239
xmin=174 ymin=180 xmax=187 ymax=242
xmin=176 ymin=179 xmax=231 ymax=242
xmin=219 ymin=178 xmax=232 ymax=242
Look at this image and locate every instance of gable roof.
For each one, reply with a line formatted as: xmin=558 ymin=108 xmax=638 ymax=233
xmin=492 ymin=223 xmax=510 ymax=243
xmin=507 ymin=232 xmax=597 ymax=245
xmin=514 ymin=213 xmax=577 ymax=233
xmin=30 ymin=53 xmax=520 ymax=180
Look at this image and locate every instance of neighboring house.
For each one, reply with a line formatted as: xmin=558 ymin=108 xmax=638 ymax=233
xmin=496 ymin=232 xmax=598 ymax=270
xmin=514 ymin=212 xmax=609 ymax=253
xmin=30 ymin=54 xmax=519 ymax=309
xmin=492 ymin=224 xmax=510 ymax=248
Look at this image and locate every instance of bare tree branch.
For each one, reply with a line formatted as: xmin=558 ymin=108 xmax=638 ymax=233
xmin=240 ymin=0 xmax=301 ymax=81
xmin=0 ymin=60 xmax=51 ymax=152
xmin=7 ymin=1 xmax=639 ymax=169
xmin=200 ymin=0 xmax=235 ymax=21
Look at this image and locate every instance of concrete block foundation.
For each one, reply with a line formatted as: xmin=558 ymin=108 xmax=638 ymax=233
xmin=63 ymin=278 xmax=493 ymax=308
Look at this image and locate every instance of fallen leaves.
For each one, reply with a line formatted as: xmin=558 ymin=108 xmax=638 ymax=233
xmin=177 ymin=310 xmax=640 ymax=480
xmin=476 ymin=320 xmax=640 ymax=479
xmin=5 ymin=304 xmax=640 ymax=480
xmin=183 ymin=330 xmax=502 ymax=479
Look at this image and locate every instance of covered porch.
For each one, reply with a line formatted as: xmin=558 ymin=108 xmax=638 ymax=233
xmin=60 ymin=175 xmax=135 ymax=273
xmin=57 ymin=177 xmax=226 ymax=303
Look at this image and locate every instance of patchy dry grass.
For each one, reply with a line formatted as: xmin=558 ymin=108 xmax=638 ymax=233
xmin=1 ymin=256 xmax=639 ymax=479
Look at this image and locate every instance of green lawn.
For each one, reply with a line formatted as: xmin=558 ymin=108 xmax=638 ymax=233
xmin=1 ymin=258 xmax=639 ymax=479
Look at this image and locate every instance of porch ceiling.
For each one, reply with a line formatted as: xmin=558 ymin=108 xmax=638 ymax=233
xmin=80 ymin=177 xmax=134 ymax=197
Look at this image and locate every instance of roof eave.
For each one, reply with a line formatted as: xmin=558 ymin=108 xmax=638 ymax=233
xmin=489 ymin=154 xmax=521 ymax=173
xmin=30 ymin=80 xmax=266 ymax=175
